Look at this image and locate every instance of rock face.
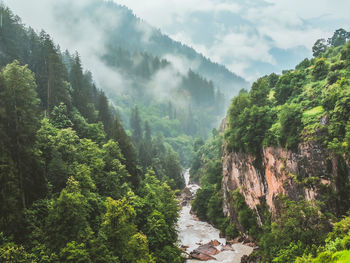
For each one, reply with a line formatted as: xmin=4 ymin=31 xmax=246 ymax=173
xmin=222 ymin=141 xmax=349 ymax=222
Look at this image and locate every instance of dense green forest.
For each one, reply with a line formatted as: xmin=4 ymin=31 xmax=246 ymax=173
xmin=6 ymin=0 xmax=248 ymax=167
xmin=0 ymin=0 xmax=235 ymax=167
xmin=0 ymin=6 xmax=185 ymax=262
xmin=191 ymin=29 xmax=350 ymax=262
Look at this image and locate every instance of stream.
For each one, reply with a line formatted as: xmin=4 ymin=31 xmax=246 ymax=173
xmin=177 ymin=170 xmax=253 ymax=262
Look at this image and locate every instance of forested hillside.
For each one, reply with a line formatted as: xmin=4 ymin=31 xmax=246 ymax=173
xmin=13 ymin=0 xmax=245 ymax=166
xmin=57 ymin=0 xmax=248 ymax=96
xmin=0 ymin=6 xmax=184 ymax=262
xmin=191 ymin=29 xmax=350 ymax=262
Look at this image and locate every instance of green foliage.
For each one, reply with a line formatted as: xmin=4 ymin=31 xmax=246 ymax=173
xmin=59 ymin=241 xmax=91 ymax=263
xmin=313 ymin=39 xmax=328 ymax=57
xmin=313 ymin=58 xmax=329 ymax=81
xmin=328 ymin=28 xmax=350 ymax=47
xmin=295 ymin=215 xmax=350 ymax=263
xmin=259 ymin=196 xmax=330 ymax=262
xmin=274 ymin=71 xmax=305 ymax=105
xmin=0 ymin=242 xmax=35 ymax=262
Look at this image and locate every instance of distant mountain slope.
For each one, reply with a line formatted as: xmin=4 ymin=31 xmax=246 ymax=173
xmin=52 ymin=0 xmax=249 ymax=96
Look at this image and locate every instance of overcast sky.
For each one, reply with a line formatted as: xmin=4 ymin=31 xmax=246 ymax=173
xmin=4 ymin=0 xmax=350 ymax=82
xmin=116 ymin=0 xmax=350 ymax=81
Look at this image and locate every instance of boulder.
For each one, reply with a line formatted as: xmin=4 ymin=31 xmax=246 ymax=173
xmin=189 ymin=250 xmax=216 ymax=261
xmin=208 ymin=239 xmax=220 ymax=246
xmin=195 ymin=243 xmax=220 ymax=255
xmin=221 ymin=244 xmax=234 ymax=251
xmin=230 ymin=236 xmax=244 ymax=244
xmin=180 ymin=245 xmax=189 ymax=251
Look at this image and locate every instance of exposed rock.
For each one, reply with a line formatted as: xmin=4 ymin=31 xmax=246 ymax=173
xmin=230 ymin=236 xmax=244 ymax=244
xmin=243 ymin=235 xmax=255 ymax=244
xmin=221 ymin=244 xmax=234 ymax=251
xmin=189 ymin=242 xmax=219 ymax=260
xmin=241 ymin=254 xmax=260 ymax=263
xmin=244 ymin=242 xmax=257 ymax=247
xmin=222 ymin=141 xmax=345 ymax=223
xmin=189 ymin=250 xmax=216 ymax=261
xmin=208 ymin=239 xmax=220 ymax=246
xmin=179 ymin=187 xmax=193 ymax=206
xmin=180 ymin=245 xmax=189 ymax=251
xmin=194 ymin=243 xmax=220 ymax=256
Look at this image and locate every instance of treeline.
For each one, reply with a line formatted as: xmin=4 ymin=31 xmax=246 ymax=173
xmin=0 ymin=6 xmax=184 ymax=262
xmin=191 ymin=29 xmax=350 ymax=263
xmin=104 ymin=44 xmax=225 ymax=136
xmin=103 ymin=41 xmax=225 ymax=166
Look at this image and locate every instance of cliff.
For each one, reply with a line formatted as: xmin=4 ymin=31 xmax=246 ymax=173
xmin=222 ymin=141 xmax=350 ymax=224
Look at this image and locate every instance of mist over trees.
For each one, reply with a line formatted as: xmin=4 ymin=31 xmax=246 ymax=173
xmin=0 ymin=5 xmax=185 ymax=262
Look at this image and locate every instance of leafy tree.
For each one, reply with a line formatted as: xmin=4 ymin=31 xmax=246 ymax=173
xmin=50 ymin=103 xmax=73 ymax=129
xmin=59 ymin=241 xmax=91 ymax=263
xmin=313 ymin=58 xmax=329 ymax=81
xmin=250 ymin=77 xmax=270 ymax=106
xmin=328 ymin=28 xmax=350 ymax=47
xmin=279 ymin=104 xmax=303 ymax=149
xmin=313 ymin=38 xmax=328 ymax=57
xmin=46 ymin=177 xmax=92 ymax=250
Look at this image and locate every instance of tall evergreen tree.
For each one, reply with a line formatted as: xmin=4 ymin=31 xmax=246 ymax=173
xmin=0 ymin=60 xmax=44 ymax=210
xmin=130 ymin=106 xmax=142 ymax=146
xmin=96 ymin=90 xmax=113 ymax=137
xmin=111 ymin=116 xmax=139 ymax=187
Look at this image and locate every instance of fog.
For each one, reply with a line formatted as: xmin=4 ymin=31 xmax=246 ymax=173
xmin=4 ymin=0 xmax=194 ymax=108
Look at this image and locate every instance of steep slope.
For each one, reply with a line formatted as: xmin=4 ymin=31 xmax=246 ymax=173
xmin=0 ymin=5 xmax=185 ymax=262
xmin=10 ymin=0 xmax=247 ymax=164
xmin=191 ymin=30 xmax=350 ymax=262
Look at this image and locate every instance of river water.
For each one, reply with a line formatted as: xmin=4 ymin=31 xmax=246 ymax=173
xmin=177 ymin=170 xmax=253 ymax=263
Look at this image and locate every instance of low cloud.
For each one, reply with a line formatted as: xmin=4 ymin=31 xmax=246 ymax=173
xmin=115 ymin=0 xmax=350 ymax=80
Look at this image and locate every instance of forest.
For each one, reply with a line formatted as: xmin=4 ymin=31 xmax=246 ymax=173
xmin=0 ymin=6 xmax=185 ymax=262
xmin=191 ymin=29 xmax=350 ymax=262
xmin=2 ymin=1 xmax=350 ymax=263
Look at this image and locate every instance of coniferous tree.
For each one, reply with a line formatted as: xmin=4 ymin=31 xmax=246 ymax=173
xmin=111 ymin=116 xmax=139 ymax=187
xmin=0 ymin=60 xmax=45 ymax=212
xmin=130 ymin=106 xmax=142 ymax=146
xmin=96 ymin=90 xmax=113 ymax=137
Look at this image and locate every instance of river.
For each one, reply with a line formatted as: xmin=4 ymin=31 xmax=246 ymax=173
xmin=177 ymin=170 xmax=253 ymax=263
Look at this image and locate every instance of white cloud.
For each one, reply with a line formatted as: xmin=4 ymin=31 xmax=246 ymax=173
xmin=116 ymin=0 xmax=240 ymax=27
xmin=6 ymin=0 xmax=350 ymax=82
xmin=117 ymin=0 xmax=349 ymax=80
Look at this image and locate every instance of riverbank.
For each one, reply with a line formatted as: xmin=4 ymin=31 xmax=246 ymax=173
xmin=177 ymin=170 xmax=253 ymax=262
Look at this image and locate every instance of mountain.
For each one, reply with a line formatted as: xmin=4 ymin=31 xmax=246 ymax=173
xmin=0 ymin=5 xmax=185 ymax=262
xmin=32 ymin=0 xmax=248 ymax=97
xmin=190 ymin=30 xmax=350 ymax=262
xmin=21 ymin=0 xmax=247 ymax=164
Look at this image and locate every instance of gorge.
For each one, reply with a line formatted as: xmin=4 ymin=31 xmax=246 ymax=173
xmin=178 ymin=170 xmax=253 ymax=262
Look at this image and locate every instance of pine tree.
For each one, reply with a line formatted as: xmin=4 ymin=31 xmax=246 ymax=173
xmin=130 ymin=106 xmax=142 ymax=146
xmin=0 ymin=60 xmax=44 ymax=209
xmin=111 ymin=116 xmax=139 ymax=187
xmin=96 ymin=90 xmax=113 ymax=137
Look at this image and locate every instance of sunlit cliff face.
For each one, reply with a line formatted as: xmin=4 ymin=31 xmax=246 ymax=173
xmin=222 ymin=142 xmax=333 ymax=217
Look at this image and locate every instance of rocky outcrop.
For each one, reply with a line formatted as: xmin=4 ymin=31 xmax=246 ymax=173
xmin=222 ymin=141 xmax=349 ymax=220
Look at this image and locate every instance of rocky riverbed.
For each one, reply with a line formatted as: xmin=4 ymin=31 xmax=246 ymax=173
xmin=177 ymin=170 xmax=253 ymax=262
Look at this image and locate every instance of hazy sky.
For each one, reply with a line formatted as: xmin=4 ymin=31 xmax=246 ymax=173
xmin=116 ymin=0 xmax=350 ymax=81
xmin=4 ymin=0 xmax=350 ymax=82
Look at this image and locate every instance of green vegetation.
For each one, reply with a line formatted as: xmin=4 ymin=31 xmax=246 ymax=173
xmin=190 ymin=132 xmax=240 ymax=238
xmin=191 ymin=29 xmax=350 ymax=263
xmin=0 ymin=6 xmax=185 ymax=262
